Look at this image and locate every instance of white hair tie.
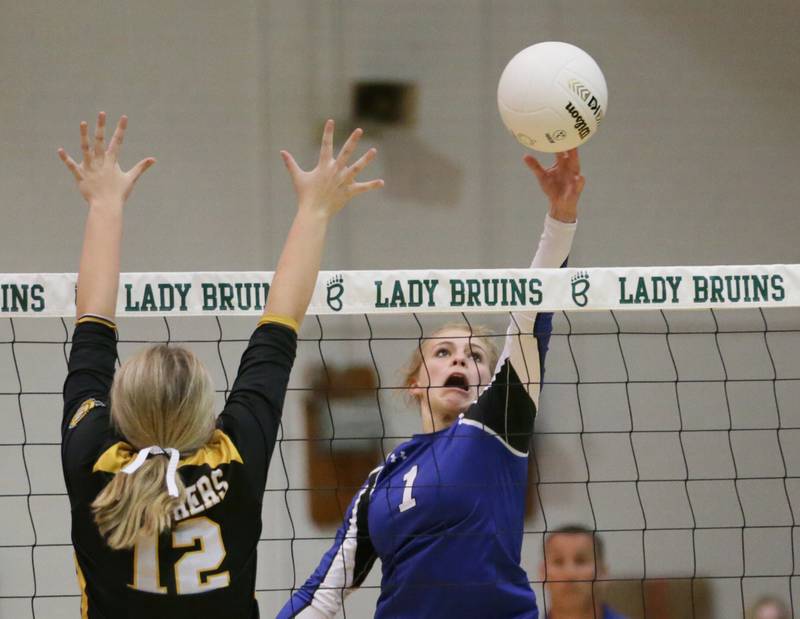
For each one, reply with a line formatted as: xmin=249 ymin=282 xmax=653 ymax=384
xmin=121 ymin=446 xmax=181 ymax=497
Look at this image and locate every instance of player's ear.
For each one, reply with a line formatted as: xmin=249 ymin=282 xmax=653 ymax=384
xmin=407 ymin=362 xmax=428 ymax=399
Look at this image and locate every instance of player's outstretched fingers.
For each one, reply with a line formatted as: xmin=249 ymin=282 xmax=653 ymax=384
xmin=346 ymin=148 xmax=377 ymax=182
xmin=93 ymin=112 xmax=106 ymax=159
xmin=280 ymin=150 xmax=302 ymax=178
xmin=336 ymin=128 xmax=363 ymax=168
xmin=523 ymin=154 xmax=546 ymax=182
xmin=128 ymin=157 xmax=156 ymax=186
xmin=58 ymin=148 xmax=83 ymax=182
xmin=319 ymin=119 xmax=335 ymax=162
xmin=80 ymin=121 xmax=91 ymax=164
xmin=565 ymin=148 xmax=581 ymax=174
xmin=107 ymin=115 xmax=128 ymax=161
xmin=350 ymin=178 xmax=384 ymax=197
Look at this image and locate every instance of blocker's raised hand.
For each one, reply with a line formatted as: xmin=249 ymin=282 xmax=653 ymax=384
xmin=58 ymin=112 xmax=155 ymax=207
xmin=280 ymin=119 xmax=383 ymax=217
xmin=524 ymin=148 xmax=584 ymax=223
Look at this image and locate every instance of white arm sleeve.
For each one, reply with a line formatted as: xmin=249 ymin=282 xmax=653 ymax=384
xmin=529 ymin=213 xmax=577 ymax=270
xmin=495 ymin=214 xmax=577 ymax=406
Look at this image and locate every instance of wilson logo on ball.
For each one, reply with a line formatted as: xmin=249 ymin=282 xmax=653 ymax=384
xmin=568 ymin=78 xmax=605 ymax=123
xmin=565 ymin=102 xmax=591 ymax=140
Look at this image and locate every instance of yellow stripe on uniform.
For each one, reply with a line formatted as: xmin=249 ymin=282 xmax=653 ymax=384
xmin=74 ymin=553 xmax=89 ymax=619
xmin=93 ymin=429 xmax=244 ymax=474
xmin=257 ymin=313 xmax=299 ymax=333
xmin=179 ymin=430 xmax=244 ymax=468
xmin=75 ymin=315 xmax=117 ymax=330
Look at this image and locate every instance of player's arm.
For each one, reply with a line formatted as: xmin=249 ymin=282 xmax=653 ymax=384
xmin=262 ymin=119 xmax=383 ymax=330
xmin=59 ymin=113 xmax=154 ymax=433
xmin=466 ymin=150 xmax=582 ymax=453
xmin=277 ymin=466 xmax=382 ymax=618
xmin=58 ymin=112 xmax=155 ymax=322
xmin=219 ymin=122 xmax=383 ymax=489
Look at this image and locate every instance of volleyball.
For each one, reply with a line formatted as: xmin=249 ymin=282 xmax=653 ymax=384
xmin=497 ymin=41 xmax=607 ymax=153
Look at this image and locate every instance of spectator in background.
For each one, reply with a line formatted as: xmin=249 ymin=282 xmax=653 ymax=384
xmin=541 ymin=525 xmax=629 ymax=619
xmin=752 ymin=596 xmax=790 ymax=619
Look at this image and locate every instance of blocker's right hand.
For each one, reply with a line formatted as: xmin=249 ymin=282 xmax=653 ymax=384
xmin=281 ymin=119 xmax=384 ymax=218
xmin=58 ymin=112 xmax=155 ymax=208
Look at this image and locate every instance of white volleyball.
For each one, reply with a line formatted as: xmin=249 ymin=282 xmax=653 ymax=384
xmin=497 ymin=41 xmax=608 ymax=153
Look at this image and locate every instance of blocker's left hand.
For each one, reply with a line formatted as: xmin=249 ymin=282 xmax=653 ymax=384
xmin=523 ymin=148 xmax=584 ymax=223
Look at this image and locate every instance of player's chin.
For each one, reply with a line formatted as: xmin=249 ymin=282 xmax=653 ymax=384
xmin=439 ymin=388 xmax=472 ymax=409
xmin=550 ymin=581 xmax=592 ymax=599
xmin=430 ymin=394 xmax=464 ymax=419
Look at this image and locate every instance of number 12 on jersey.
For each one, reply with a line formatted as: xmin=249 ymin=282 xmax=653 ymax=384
xmin=131 ymin=516 xmax=230 ymax=595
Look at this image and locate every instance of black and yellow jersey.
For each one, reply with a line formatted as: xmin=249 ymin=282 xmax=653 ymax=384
xmin=62 ymin=317 xmax=297 ymax=619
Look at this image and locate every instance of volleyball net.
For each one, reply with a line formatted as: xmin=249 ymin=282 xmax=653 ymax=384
xmin=1 ymin=265 xmax=798 ymax=618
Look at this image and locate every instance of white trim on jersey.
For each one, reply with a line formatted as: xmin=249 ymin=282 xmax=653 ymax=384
xmin=303 ymin=465 xmax=383 ymax=617
xmin=458 ymin=415 xmax=529 ymax=458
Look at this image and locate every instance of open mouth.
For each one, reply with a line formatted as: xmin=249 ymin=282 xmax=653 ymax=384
xmin=443 ymin=373 xmax=470 ymax=392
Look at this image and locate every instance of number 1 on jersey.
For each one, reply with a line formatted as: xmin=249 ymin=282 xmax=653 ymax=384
xmin=399 ymin=465 xmax=418 ymax=512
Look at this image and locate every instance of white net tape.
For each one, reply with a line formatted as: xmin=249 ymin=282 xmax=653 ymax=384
xmin=2 ymin=264 xmax=799 ymax=317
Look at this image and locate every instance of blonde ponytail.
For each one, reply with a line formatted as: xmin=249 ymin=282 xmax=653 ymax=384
xmin=91 ymin=345 xmax=215 ymax=550
xmin=93 ymin=456 xmax=187 ymax=549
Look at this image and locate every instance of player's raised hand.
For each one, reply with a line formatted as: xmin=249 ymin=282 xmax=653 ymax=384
xmin=280 ymin=119 xmax=384 ymax=217
xmin=58 ymin=112 xmax=155 ymax=207
xmin=523 ymin=148 xmax=584 ymax=223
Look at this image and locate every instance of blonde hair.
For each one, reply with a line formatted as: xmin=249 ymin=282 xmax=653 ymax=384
xmin=401 ymin=322 xmax=500 ymax=404
xmin=92 ymin=345 xmax=216 ymax=550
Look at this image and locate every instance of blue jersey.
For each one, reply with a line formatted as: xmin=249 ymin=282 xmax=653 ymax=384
xmin=278 ymin=215 xmax=576 ymax=619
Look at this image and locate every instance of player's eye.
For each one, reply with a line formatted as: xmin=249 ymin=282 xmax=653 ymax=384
xmin=470 ymin=351 xmax=483 ymax=362
xmin=435 ymin=348 xmax=449 ymax=357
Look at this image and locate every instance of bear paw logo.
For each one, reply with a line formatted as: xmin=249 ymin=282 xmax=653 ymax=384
xmin=570 ymin=271 xmax=590 ymax=308
xmin=326 ymin=274 xmax=344 ymax=312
